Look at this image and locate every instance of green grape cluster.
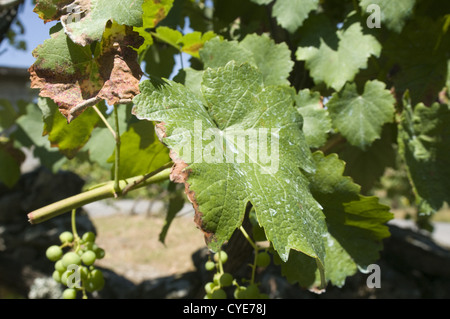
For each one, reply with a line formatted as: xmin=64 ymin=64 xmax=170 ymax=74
xmin=45 ymin=231 xmax=106 ymax=299
xmin=203 ymin=251 xmax=233 ymax=299
xmin=202 ymin=248 xmax=272 ymax=299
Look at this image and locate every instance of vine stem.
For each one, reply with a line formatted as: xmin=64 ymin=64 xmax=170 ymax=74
xmin=113 ymin=105 xmax=121 ymax=196
xmin=92 ymin=105 xmax=116 ymax=140
xmin=239 ymin=226 xmax=259 ymax=284
xmin=71 ymin=209 xmax=79 ymax=242
xmin=27 ymin=167 xmax=171 ymax=225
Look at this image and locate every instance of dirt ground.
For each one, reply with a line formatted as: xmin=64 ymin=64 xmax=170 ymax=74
xmin=90 ymin=211 xmax=207 ymax=284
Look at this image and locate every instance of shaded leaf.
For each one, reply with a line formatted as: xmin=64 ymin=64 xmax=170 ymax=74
xmin=360 ymin=0 xmax=417 ymax=33
xmin=276 ymin=152 xmax=392 ymax=289
xmin=398 ymin=93 xmax=450 ymax=214
xmin=326 ymin=80 xmax=395 ymax=150
xmin=383 ymin=16 xmax=450 ymax=106
xmin=0 ymin=140 xmax=25 ymax=188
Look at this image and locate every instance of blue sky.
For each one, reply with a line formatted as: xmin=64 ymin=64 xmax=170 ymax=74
xmin=0 ymin=0 xmax=190 ymax=78
xmin=0 ymin=0 xmax=55 ymax=68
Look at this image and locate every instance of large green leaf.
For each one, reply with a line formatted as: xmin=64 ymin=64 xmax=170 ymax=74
xmin=398 ymin=93 xmax=450 ymax=214
xmin=296 ymin=13 xmax=381 ymax=92
xmin=326 ymin=80 xmax=395 ymax=150
xmin=276 ymin=152 xmax=392 ymax=289
xmin=133 ymin=61 xmax=328 ymax=265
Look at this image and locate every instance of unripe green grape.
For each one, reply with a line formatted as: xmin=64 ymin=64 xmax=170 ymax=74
xmin=62 ymin=288 xmax=77 ymax=299
xmin=82 ymin=231 xmax=96 ymax=243
xmin=204 ymin=281 xmax=216 ymax=294
xmin=85 ymin=269 xmax=104 ymax=292
xmin=210 ymin=288 xmax=227 ymax=299
xmin=46 ymin=245 xmax=63 ymax=262
xmin=52 ymin=270 xmax=62 ymax=283
xmin=213 ymin=251 xmax=228 ymax=264
xmin=219 ymin=273 xmax=233 ymax=287
xmin=245 ymin=284 xmax=260 ymax=298
xmin=54 ymin=260 xmax=66 ymax=273
xmin=255 ymin=251 xmax=271 ymax=268
xmin=62 ymin=252 xmax=81 ymax=268
xmin=59 ymin=231 xmax=74 ymax=244
xmin=79 ymin=265 xmax=89 ymax=280
xmin=204 ymin=260 xmax=215 ymax=271
xmin=234 ymin=286 xmax=247 ymax=299
xmin=94 ymin=247 xmax=105 ymax=259
xmin=81 ymin=250 xmax=97 ymax=266
xmin=60 ymin=270 xmax=70 ymax=286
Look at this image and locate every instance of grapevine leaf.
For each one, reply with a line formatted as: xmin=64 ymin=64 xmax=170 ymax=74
xmin=398 ymin=93 xmax=450 ymax=214
xmin=0 ymin=99 xmax=19 ymax=131
xmin=159 ymin=182 xmax=186 ymax=244
xmin=296 ymin=13 xmax=381 ymax=92
xmin=152 ymin=26 xmax=219 ymax=58
xmin=249 ymin=0 xmax=318 ymax=33
xmin=360 ymin=0 xmax=417 ymax=33
xmin=326 ymin=80 xmax=395 ymax=150
xmin=133 ymin=61 xmax=328 ymax=264
xmin=134 ymin=0 xmax=174 ymax=53
xmin=0 ymin=140 xmax=25 ymax=188
xmin=13 ymin=103 xmax=67 ymax=172
xmin=37 ymin=97 xmax=102 ymax=159
xmin=108 ymin=118 xmax=170 ymax=179
xmin=34 ymin=0 xmax=149 ymax=46
xmin=200 ymin=34 xmax=293 ymax=86
xmin=179 ymin=31 xmax=218 ymax=58
xmin=338 ymin=125 xmax=397 ymax=194
xmin=272 ymin=0 xmax=319 ymax=33
xmin=383 ymin=17 xmax=450 ymax=106
xmin=275 ymin=152 xmax=392 ymax=289
xmin=29 ymin=22 xmax=143 ymax=122
xmin=294 ymin=89 xmax=331 ymax=149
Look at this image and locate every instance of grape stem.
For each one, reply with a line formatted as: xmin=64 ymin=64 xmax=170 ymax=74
xmin=27 ymin=167 xmax=171 ymax=224
xmin=239 ymin=226 xmax=259 ymax=285
xmin=113 ymin=105 xmax=121 ymax=196
xmin=71 ymin=209 xmax=80 ymax=244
